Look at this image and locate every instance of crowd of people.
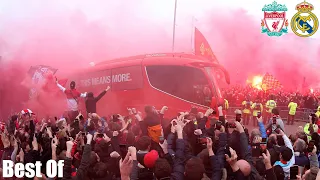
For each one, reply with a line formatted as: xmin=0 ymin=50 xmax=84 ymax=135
xmin=1 ymin=81 xmax=320 ymax=180
xmin=222 ymin=85 xmax=319 ymax=109
xmin=1 ymin=105 xmax=320 ymax=179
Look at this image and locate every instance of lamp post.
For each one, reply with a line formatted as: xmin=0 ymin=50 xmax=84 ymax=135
xmin=172 ymin=0 xmax=178 ymax=52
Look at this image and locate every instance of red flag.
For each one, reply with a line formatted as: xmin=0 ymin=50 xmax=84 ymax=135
xmin=262 ymin=73 xmax=282 ymax=90
xmin=194 ymin=27 xmax=218 ymax=63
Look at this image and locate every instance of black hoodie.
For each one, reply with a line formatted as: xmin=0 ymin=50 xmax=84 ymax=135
xmin=85 ymin=90 xmax=107 ymax=114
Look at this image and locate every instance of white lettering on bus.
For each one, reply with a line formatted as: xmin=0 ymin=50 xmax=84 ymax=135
xmin=80 ymin=79 xmax=91 ymax=87
xmin=112 ymin=73 xmax=132 ymax=83
xmin=79 ymin=73 xmax=132 ymax=87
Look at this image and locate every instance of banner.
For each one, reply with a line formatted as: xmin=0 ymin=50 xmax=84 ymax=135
xmin=28 ymin=65 xmax=58 ymax=99
xmin=262 ymin=73 xmax=283 ymax=90
xmin=194 ymin=27 xmax=218 ymax=63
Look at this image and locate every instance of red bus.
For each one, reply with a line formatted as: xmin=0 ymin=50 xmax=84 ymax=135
xmin=72 ymin=53 xmax=230 ymax=118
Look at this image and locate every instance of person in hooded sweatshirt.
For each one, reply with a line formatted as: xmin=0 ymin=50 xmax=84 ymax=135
xmin=85 ymin=86 xmax=110 ymax=114
xmin=56 ymin=79 xmax=87 ymax=122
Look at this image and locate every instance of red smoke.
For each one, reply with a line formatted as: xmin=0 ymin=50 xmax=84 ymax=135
xmin=202 ymin=9 xmax=320 ymax=90
xmin=0 ymin=2 xmax=319 ymax=119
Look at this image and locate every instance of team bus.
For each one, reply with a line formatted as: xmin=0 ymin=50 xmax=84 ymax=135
xmin=72 ymin=53 xmax=230 ymax=118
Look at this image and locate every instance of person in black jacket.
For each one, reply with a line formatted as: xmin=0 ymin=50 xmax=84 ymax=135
xmin=85 ymin=86 xmax=110 ymax=114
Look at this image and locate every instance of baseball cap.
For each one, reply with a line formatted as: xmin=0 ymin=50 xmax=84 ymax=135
xmin=143 ymin=150 xmax=159 ymax=168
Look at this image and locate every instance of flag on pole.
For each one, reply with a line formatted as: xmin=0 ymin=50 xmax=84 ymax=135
xmin=261 ymin=73 xmax=282 ymax=90
xmin=28 ymin=65 xmax=58 ymax=99
xmin=194 ymin=27 xmax=218 ymax=64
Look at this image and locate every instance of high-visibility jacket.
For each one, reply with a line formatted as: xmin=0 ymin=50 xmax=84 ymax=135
xmin=242 ymin=101 xmax=252 ymax=114
xmin=266 ymin=100 xmax=277 ymax=113
xmin=251 ymin=103 xmax=263 ymax=116
xmin=304 ymin=123 xmax=319 ymax=141
xmin=288 ymin=102 xmax=298 ymax=115
xmin=224 ymin=99 xmax=229 ymax=110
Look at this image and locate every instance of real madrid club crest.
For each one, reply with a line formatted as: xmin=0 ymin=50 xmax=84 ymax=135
xmin=261 ymin=1 xmax=289 ymax=37
xmin=291 ymin=1 xmax=318 ymax=37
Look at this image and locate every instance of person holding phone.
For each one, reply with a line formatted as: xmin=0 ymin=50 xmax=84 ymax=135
xmin=265 ymin=108 xmax=285 ymax=134
xmin=273 ymin=129 xmax=295 ymax=179
xmin=295 ymin=144 xmax=319 ymax=180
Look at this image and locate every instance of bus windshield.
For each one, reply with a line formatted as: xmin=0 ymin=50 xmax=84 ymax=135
xmin=146 ymin=65 xmax=213 ymax=106
xmin=204 ymin=67 xmax=222 ymax=99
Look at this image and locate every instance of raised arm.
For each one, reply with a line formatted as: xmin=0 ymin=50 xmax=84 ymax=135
xmin=95 ymin=88 xmax=108 ymax=102
xmin=56 ymin=82 xmax=66 ymax=92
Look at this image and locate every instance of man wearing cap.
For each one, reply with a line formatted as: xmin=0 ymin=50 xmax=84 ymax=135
xmin=56 ymin=79 xmax=87 ymax=122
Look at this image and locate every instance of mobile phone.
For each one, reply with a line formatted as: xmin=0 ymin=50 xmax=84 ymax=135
xmin=97 ymin=133 xmax=104 ymax=138
xmin=81 ymin=132 xmax=87 ymax=136
xmin=119 ymin=144 xmax=128 ymax=160
xmin=275 ymin=128 xmax=281 ymax=134
xmin=198 ymin=137 xmax=207 ymax=144
xmin=251 ymin=145 xmax=262 ymax=157
xmin=225 ymin=145 xmax=231 ymax=157
xmin=228 ymin=122 xmax=236 ymax=128
xmin=159 ymin=136 xmax=164 ymax=144
xmin=257 ymin=112 xmax=261 ymax=118
xmin=235 ymin=114 xmax=241 ymax=122
xmin=290 ymin=165 xmax=299 ymax=180
xmin=307 ymin=140 xmax=315 ymax=152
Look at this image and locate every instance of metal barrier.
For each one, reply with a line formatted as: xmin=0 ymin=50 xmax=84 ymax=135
xmin=226 ymin=106 xmax=318 ymax=122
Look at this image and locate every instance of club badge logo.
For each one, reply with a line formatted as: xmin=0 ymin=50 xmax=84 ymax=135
xmin=261 ymin=1 xmax=289 ymax=36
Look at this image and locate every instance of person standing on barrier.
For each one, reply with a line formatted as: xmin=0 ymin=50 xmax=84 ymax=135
xmin=242 ymin=96 xmax=252 ymax=125
xmin=265 ymin=94 xmax=277 ymax=124
xmin=287 ymin=98 xmax=298 ymax=125
xmin=251 ymin=98 xmax=263 ymax=126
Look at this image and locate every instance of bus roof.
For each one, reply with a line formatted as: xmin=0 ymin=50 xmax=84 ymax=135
xmin=87 ymin=52 xmax=219 ymax=72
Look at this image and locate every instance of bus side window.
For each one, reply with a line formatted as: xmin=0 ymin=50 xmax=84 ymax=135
xmin=146 ymin=65 xmax=210 ymax=106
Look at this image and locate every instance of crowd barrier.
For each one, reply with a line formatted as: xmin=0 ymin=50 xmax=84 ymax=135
xmin=226 ymin=106 xmax=318 ymax=122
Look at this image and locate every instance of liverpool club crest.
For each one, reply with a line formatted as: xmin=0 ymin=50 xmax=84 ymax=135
xmin=261 ymin=1 xmax=289 ymax=36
